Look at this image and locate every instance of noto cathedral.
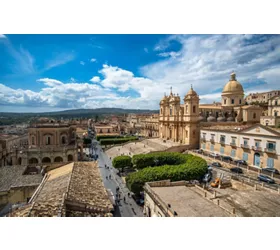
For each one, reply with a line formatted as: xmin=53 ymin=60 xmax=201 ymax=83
xmin=159 ymin=72 xmax=263 ymax=147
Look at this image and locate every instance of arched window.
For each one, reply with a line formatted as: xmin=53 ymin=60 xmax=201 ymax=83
xmin=274 ymin=111 xmax=278 ymax=117
xmin=46 ymin=136 xmax=51 ymax=145
xmin=160 ymin=108 xmax=163 ymax=114
xmin=185 ymin=105 xmax=188 ymax=114
xmin=253 ymin=113 xmax=256 ymax=119
xmin=61 ymin=136 xmax=66 ymax=144
xmin=193 ymin=105 xmax=196 ymax=113
xmin=275 ymin=100 xmax=278 ymax=105
xmin=224 ymin=99 xmax=226 ymax=105
xmin=31 ymin=136 xmax=35 ymax=145
xmin=170 ymin=108 xmax=172 ymax=116
xmin=239 ymin=99 xmax=242 ymax=104
xmin=231 ymin=99 xmax=234 ymax=104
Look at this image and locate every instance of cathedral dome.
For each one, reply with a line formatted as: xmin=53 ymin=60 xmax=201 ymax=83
xmin=186 ymin=85 xmax=198 ymax=96
xmin=184 ymin=85 xmax=199 ymax=100
xmin=222 ymin=72 xmax=244 ymax=94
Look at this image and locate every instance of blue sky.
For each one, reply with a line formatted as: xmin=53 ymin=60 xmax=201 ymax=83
xmin=1 ymin=34 xmax=280 ymax=112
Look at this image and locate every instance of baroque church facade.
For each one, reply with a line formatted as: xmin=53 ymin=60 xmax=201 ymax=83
xmin=159 ymin=72 xmax=263 ymax=147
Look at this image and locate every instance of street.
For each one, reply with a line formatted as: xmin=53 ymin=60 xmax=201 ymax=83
xmin=91 ymin=140 xmax=144 ymax=217
xmin=210 ymin=162 xmax=280 ymax=191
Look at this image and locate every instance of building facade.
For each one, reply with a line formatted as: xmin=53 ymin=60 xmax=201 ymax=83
xmin=0 ymin=134 xmax=28 ymax=167
xmin=159 ymin=86 xmax=200 ymax=147
xmin=200 ymin=124 xmax=280 ymax=169
xmin=140 ymin=114 xmax=159 ymax=137
xmin=25 ymin=119 xmax=79 ymax=165
xmin=158 ymin=73 xmax=264 ymax=148
xmin=245 ymin=90 xmax=280 ymax=104
xmin=198 ymin=72 xmax=263 ymax=123
xmin=260 ymin=96 xmax=280 ymax=127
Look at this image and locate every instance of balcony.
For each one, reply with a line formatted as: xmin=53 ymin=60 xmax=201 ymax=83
xmin=219 ymin=140 xmax=225 ymax=145
xmin=210 ymin=139 xmax=215 ymax=144
xmin=265 ymin=148 xmax=276 ymax=154
xmin=241 ymin=144 xmax=250 ymax=149
xmin=230 ymin=142 xmax=237 ymax=147
xmin=200 ymin=137 xmax=206 ymax=142
xmin=251 ymin=146 xmax=262 ymax=152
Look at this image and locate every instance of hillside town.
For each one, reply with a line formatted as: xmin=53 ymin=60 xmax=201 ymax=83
xmin=1 ymin=72 xmax=280 ymax=217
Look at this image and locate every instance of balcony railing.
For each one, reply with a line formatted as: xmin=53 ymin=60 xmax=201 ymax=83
xmin=200 ymin=137 xmax=206 ymax=142
xmin=252 ymin=146 xmax=262 ymax=151
xmin=241 ymin=144 xmax=250 ymax=149
xmin=264 ymin=148 xmax=276 ymax=154
xmin=220 ymin=140 xmax=225 ymax=145
xmin=210 ymin=139 xmax=215 ymax=143
xmin=230 ymin=142 xmax=237 ymax=147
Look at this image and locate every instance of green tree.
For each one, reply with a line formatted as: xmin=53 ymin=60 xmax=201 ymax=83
xmin=112 ymin=156 xmax=132 ymax=172
xmin=126 ymin=153 xmax=207 ymax=194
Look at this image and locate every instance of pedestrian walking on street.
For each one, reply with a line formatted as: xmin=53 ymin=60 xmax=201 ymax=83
xmin=124 ymin=196 xmax=126 ymax=203
xmin=109 ymin=175 xmax=111 ymax=179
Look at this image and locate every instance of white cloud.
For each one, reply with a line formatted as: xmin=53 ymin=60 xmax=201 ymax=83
xmin=2 ymin=35 xmax=280 ymax=111
xmin=90 ymin=58 xmax=97 ymax=62
xmin=80 ymin=61 xmax=85 ymax=65
xmin=1 ymin=37 xmax=36 ymax=74
xmin=0 ymin=34 xmax=7 ymax=39
xmin=141 ymin=34 xmax=280 ymax=103
xmin=37 ymin=78 xmax=64 ymax=87
xmin=158 ymin=51 xmax=180 ymax=58
xmin=90 ymin=76 xmax=100 ymax=83
xmin=44 ymin=52 xmax=75 ymax=71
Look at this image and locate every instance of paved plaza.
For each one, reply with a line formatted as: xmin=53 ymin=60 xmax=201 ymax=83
xmin=106 ymin=138 xmax=181 ymax=159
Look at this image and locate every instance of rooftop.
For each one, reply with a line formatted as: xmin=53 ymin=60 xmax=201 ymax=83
xmin=147 ymin=184 xmax=229 ymax=217
xmin=145 ymin=179 xmax=280 ymax=217
xmin=0 ymin=165 xmax=43 ymax=192
xmin=200 ymin=124 xmax=251 ymax=132
xmin=10 ymin=162 xmax=113 ymax=217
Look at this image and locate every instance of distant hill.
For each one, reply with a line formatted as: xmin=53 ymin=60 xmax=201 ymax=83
xmin=0 ymin=108 xmax=159 ymax=125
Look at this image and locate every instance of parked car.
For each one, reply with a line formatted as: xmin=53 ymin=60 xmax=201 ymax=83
xmin=262 ymin=168 xmax=280 ymax=175
xmin=211 ymin=162 xmax=222 ymax=168
xmin=202 ymin=172 xmax=212 ymax=183
xmin=209 ymin=152 xmax=220 ymax=158
xmin=221 ymin=156 xmax=233 ymax=162
xmin=234 ymin=160 xmax=248 ymax=166
xmin=257 ymin=175 xmax=275 ymax=184
xmin=230 ymin=167 xmax=243 ymax=174
xmin=194 ymin=149 xmax=203 ymax=154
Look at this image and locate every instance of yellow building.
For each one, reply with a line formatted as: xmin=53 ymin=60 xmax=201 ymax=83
xmin=26 ymin=118 xmax=80 ymax=165
xmin=260 ymin=96 xmax=280 ymax=127
xmin=245 ymin=90 xmax=280 ymax=104
xmin=200 ymin=124 xmax=280 ymax=169
xmin=159 ymin=86 xmax=200 ymax=147
xmin=199 ymin=72 xmax=263 ymax=122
